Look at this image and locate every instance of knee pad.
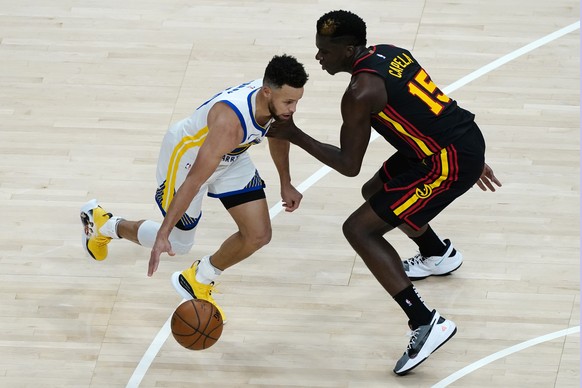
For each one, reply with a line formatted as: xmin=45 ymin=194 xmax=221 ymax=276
xmin=169 ymin=228 xmax=195 ymax=255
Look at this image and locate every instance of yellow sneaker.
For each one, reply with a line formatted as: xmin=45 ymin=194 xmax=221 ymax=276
xmin=80 ymin=199 xmax=112 ymax=261
xmin=171 ymin=261 xmax=227 ymax=323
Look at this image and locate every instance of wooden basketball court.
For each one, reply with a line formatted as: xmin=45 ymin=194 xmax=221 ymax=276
xmin=0 ymin=1 xmax=579 ymax=387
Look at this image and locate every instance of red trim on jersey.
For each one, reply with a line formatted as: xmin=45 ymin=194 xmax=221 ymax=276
xmin=383 ymin=105 xmax=442 ymax=153
xmin=382 ymin=162 xmax=392 ymax=180
xmin=373 ymin=114 xmax=427 ymax=159
xmin=353 ymin=46 xmax=376 ymax=68
xmin=387 ymin=155 xmax=443 ymax=210
xmin=392 ymin=145 xmax=459 ymax=221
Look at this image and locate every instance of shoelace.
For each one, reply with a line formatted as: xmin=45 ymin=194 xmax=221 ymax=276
xmin=209 ymin=282 xmax=223 ymax=296
xmin=406 ymin=327 xmax=421 ymax=352
xmin=197 ymin=281 xmax=222 ymax=299
xmin=407 ymin=253 xmax=427 ymax=266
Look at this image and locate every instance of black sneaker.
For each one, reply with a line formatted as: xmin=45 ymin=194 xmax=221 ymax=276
xmin=393 ymin=310 xmax=457 ymax=376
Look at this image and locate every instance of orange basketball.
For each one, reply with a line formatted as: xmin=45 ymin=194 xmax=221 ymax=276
xmin=171 ymin=299 xmax=223 ymax=350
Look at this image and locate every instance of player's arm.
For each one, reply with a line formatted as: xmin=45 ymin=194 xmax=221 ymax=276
xmin=269 ymin=73 xmax=384 ymax=177
xmin=267 ymin=136 xmax=302 ymax=212
xmin=148 ymin=103 xmax=243 ymax=276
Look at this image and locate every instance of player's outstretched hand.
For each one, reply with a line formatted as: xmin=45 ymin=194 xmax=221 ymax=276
xmin=148 ymin=234 xmax=175 ymax=277
xmin=476 ymin=163 xmax=502 ymax=192
xmin=267 ymin=117 xmax=298 ymax=141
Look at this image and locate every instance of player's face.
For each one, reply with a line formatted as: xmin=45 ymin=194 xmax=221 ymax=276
xmin=315 ymin=34 xmax=351 ymax=75
xmin=267 ymin=85 xmax=304 ymax=121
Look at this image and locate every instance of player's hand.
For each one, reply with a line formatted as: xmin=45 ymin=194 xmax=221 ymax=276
xmin=281 ymin=184 xmax=303 ymax=212
xmin=148 ymin=234 xmax=175 ymax=276
xmin=476 ymin=163 xmax=502 ymax=192
xmin=267 ymin=117 xmax=298 ymax=140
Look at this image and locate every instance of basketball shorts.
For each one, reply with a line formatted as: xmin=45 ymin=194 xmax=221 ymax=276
xmin=154 ymin=121 xmax=266 ymax=231
xmin=369 ymin=124 xmax=486 ymax=231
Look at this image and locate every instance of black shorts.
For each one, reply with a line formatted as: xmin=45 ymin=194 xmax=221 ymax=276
xmin=155 ymin=177 xmax=266 ymax=231
xmin=369 ymin=124 xmax=486 ymax=231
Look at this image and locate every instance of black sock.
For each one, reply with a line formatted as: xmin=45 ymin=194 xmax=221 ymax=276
xmin=394 ymin=285 xmax=433 ymax=328
xmin=410 ymin=225 xmax=446 ymax=257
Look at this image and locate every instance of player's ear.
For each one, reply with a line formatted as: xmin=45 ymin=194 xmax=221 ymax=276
xmin=262 ymin=85 xmax=272 ymax=99
xmin=345 ymin=45 xmax=355 ymax=58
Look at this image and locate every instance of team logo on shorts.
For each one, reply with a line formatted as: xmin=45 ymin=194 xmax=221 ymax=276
xmin=415 ymin=183 xmax=432 ymax=199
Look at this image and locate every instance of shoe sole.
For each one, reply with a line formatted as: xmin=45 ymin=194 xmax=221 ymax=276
xmin=407 ymin=262 xmax=463 ymax=281
xmin=81 ymin=234 xmax=96 ymax=260
xmin=393 ymin=325 xmax=458 ymax=376
xmin=80 ymin=199 xmax=99 ymax=260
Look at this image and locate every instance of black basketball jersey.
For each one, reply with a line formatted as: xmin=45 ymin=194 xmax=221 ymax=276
xmin=352 ymin=45 xmax=476 ymax=159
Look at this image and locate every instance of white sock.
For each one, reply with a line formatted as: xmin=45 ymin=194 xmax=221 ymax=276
xmin=100 ymin=217 xmax=123 ymax=239
xmin=196 ymin=255 xmax=222 ymax=284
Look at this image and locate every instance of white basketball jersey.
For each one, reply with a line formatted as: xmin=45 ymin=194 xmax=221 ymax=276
xmin=175 ymin=78 xmax=270 ymax=163
xmin=157 ymin=79 xmax=270 ymax=212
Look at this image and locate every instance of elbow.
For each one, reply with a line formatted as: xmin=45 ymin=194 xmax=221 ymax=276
xmin=340 ymin=164 xmax=361 ymax=177
xmin=335 ymin=155 xmax=364 ymax=177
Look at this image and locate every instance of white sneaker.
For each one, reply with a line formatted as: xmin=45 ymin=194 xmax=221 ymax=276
xmin=402 ymin=239 xmax=463 ymax=280
xmin=393 ymin=310 xmax=457 ymax=376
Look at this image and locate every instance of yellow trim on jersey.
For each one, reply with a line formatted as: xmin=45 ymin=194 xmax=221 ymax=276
xmin=162 ymin=126 xmax=209 ymax=209
xmin=377 ymin=111 xmax=433 ymax=156
xmin=228 ymin=143 xmax=253 ymax=156
xmin=393 ymin=148 xmax=450 ymax=216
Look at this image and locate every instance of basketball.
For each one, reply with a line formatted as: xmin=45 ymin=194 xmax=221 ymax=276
xmin=171 ymin=299 xmax=224 ymax=350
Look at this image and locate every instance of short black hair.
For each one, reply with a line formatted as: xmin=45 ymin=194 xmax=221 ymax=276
xmin=316 ymin=10 xmax=367 ymax=46
xmin=264 ymin=54 xmax=309 ymax=89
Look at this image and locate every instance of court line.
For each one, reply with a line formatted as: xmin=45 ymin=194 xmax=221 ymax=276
xmin=432 ymin=326 xmax=581 ymax=387
xmin=126 ymin=20 xmax=580 ymax=388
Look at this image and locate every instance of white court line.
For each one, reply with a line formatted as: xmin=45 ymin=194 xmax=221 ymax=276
xmin=432 ymin=326 xmax=581 ymax=387
xmin=126 ymin=20 xmax=580 ymax=388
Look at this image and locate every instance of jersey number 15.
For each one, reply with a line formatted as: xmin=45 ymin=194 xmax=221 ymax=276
xmin=407 ymin=69 xmax=451 ymax=115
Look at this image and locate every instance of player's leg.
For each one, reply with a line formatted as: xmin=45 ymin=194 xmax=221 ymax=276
xmin=80 ymin=201 xmax=199 ymax=260
xmin=355 ymin=159 xmax=464 ymax=374
xmin=342 ymin=202 xmax=408 ymax=295
xmin=212 ymin=194 xmax=271 ymax=270
xmin=363 ymin=171 xmax=445 ymax=254
xmin=361 ymin=163 xmax=451 ymax=261
xmin=80 ymin=173 xmax=203 ymax=260
xmin=116 ymin=220 xmax=145 ymax=244
xmin=341 ymin=201 xmax=456 ymax=375
xmin=172 ymin=155 xmax=268 ymax=322
xmin=171 ymin=190 xmax=268 ymax=323
xmin=370 ymin=152 xmax=461 ymax=279
xmin=399 ymin=128 xmax=485 ymax=280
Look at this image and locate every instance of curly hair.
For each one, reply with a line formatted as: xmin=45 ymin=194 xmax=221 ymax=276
xmin=316 ymin=10 xmax=367 ymax=46
xmin=264 ymin=54 xmax=309 ymax=89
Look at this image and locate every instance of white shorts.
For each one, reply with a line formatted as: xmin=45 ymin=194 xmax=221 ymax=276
xmin=154 ymin=119 xmax=265 ymax=231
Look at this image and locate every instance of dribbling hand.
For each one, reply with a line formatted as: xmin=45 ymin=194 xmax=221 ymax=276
xmin=148 ymin=234 xmax=175 ymax=276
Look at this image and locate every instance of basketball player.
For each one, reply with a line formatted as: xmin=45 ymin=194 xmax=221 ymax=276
xmin=267 ymin=11 xmax=501 ymax=375
xmin=80 ymin=55 xmax=309 ymax=323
